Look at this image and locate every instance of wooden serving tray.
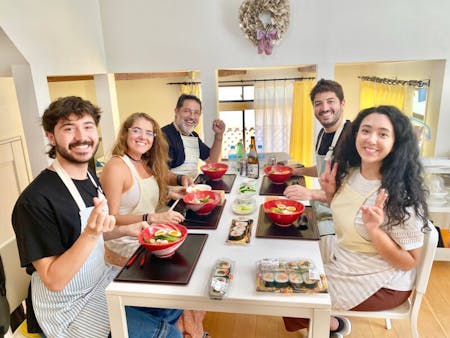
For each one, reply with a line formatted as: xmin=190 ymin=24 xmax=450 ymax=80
xmin=173 ymin=200 xmax=227 ymax=230
xmin=255 ymin=206 xmax=319 ymax=240
xmin=259 ymin=175 xmax=306 ymax=196
xmin=194 ymin=174 xmax=236 ymax=193
xmin=114 ymin=233 xmax=208 ymax=285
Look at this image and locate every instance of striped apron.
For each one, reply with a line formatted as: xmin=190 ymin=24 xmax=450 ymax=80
xmin=311 ymin=121 xmax=346 ymax=235
xmin=323 ymin=179 xmax=397 ymax=310
xmin=32 ymin=158 xmax=119 ymax=338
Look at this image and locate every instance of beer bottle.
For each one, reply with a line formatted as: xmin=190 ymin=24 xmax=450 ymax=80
xmin=247 ymin=136 xmax=259 ymax=179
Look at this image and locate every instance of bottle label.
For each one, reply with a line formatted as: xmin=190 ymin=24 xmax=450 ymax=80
xmin=247 ymin=163 xmax=259 ymax=178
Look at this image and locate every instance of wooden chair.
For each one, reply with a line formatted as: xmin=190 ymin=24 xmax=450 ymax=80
xmin=329 ymin=221 xmax=438 ymax=338
xmin=0 ymin=237 xmax=37 ymax=338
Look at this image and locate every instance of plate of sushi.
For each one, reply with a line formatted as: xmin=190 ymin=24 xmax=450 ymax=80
xmin=226 ymin=217 xmax=253 ymax=245
xmin=256 ymin=258 xmax=327 ymax=294
xmin=209 ymin=258 xmax=234 ymax=300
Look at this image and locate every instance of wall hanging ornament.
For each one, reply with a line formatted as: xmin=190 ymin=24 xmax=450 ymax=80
xmin=239 ymin=0 xmax=290 ymax=55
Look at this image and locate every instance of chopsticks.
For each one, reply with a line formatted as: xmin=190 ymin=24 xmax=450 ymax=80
xmin=139 ymin=251 xmax=147 ymax=268
xmin=125 ymin=246 xmax=145 ymax=269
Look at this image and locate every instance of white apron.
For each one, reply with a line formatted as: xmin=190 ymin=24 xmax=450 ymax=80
xmin=105 ymin=155 xmax=160 ymax=262
xmin=31 ymin=159 xmax=119 ymax=338
xmin=171 ymin=135 xmax=200 ymax=178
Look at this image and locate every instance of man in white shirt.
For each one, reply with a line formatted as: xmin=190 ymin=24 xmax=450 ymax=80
xmin=162 ymin=94 xmax=225 ymax=177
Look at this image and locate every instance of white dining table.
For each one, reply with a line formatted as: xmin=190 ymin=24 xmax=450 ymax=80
xmin=105 ymin=173 xmax=331 ymax=338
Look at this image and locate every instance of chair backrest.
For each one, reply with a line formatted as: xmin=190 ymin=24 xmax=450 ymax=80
xmin=414 ymin=220 xmax=438 ymax=295
xmin=0 ymin=237 xmax=30 ymax=313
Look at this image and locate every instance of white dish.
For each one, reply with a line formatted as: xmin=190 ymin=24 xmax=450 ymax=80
xmin=231 ymin=198 xmax=256 ymax=215
xmin=186 ymin=184 xmax=212 ymax=193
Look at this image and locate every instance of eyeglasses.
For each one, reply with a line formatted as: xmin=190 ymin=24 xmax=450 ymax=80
xmin=182 ymin=108 xmax=202 ymax=117
xmin=128 ymin=127 xmax=156 ymax=138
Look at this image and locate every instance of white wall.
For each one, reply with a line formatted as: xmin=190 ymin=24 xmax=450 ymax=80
xmin=0 ymin=0 xmax=106 ymax=76
xmin=0 ymin=78 xmax=25 ymax=140
xmin=98 ymin=0 xmax=450 ymax=156
xmin=1 ymin=0 xmax=450 ymax=169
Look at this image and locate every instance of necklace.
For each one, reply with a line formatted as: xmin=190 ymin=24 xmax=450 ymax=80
xmin=125 ymin=153 xmax=142 ymax=162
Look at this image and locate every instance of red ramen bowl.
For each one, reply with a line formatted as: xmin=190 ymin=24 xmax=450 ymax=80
xmin=200 ymin=163 xmax=228 ymax=181
xmin=183 ymin=190 xmax=221 ymax=215
xmin=138 ymin=223 xmax=187 ymax=258
xmin=263 ymin=199 xmax=305 ymax=227
xmin=264 ymin=165 xmax=294 ymax=184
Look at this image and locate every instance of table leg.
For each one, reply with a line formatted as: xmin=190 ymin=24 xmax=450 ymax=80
xmin=106 ymin=295 xmax=128 ymax=338
xmin=311 ymin=308 xmax=330 ymax=338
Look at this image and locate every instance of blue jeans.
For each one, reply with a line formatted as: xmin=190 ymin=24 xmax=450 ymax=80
xmin=124 ymin=307 xmax=183 ymax=338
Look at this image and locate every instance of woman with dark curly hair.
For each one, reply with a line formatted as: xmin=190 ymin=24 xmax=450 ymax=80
xmin=284 ymin=106 xmax=428 ymax=337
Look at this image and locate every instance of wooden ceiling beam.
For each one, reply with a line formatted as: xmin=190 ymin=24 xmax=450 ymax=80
xmin=47 ymin=75 xmax=93 ymax=82
xmin=297 ymin=65 xmax=317 ymax=73
xmin=218 ymin=69 xmax=247 ymax=77
xmin=114 ymin=72 xmax=190 ymax=80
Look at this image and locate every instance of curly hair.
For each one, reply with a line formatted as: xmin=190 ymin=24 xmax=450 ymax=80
xmin=310 ymin=79 xmax=344 ymax=103
xmin=111 ymin=113 xmax=170 ymax=208
xmin=42 ymin=96 xmax=101 ymax=158
xmin=333 ymin=105 xmax=428 ymax=228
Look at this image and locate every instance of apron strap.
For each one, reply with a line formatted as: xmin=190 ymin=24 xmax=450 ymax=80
xmin=325 ymin=121 xmax=346 ymax=161
xmin=52 ymin=158 xmax=102 ymax=211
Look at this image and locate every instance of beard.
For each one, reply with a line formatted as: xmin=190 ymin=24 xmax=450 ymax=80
xmin=177 ymin=119 xmax=196 ymax=135
xmin=55 ymin=140 xmax=98 ymax=164
xmin=317 ymin=110 xmax=342 ymax=129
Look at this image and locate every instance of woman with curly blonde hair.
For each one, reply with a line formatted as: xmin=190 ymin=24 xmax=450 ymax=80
xmin=100 ymin=112 xmax=192 ymax=266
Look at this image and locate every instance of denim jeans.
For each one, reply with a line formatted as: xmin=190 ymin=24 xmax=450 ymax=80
xmin=124 ymin=307 xmax=183 ymax=338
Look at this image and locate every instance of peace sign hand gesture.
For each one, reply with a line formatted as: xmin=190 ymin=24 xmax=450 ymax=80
xmin=318 ymin=160 xmax=338 ymax=202
xmin=361 ymin=189 xmax=388 ymax=232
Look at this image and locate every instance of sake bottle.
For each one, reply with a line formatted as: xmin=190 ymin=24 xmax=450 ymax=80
xmin=247 ymin=136 xmax=259 ymax=179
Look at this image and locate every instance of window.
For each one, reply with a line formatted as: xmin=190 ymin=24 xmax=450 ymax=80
xmin=218 ymin=85 xmax=255 ymax=157
xmin=412 ymin=87 xmax=428 ymax=120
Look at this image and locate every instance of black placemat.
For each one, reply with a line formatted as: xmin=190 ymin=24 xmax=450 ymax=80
xmin=259 ymin=175 xmax=306 ymax=196
xmin=173 ymin=200 xmax=227 ymax=229
xmin=255 ymin=205 xmax=319 ymax=240
xmin=194 ymin=174 xmax=236 ymax=193
xmin=114 ymin=233 xmax=208 ymax=285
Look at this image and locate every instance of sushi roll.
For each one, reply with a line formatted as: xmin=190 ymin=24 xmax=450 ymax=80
xmin=289 ymin=272 xmax=303 ymax=289
xmin=229 ymin=229 xmax=245 ymax=241
xmin=302 ymin=272 xmax=318 ymax=289
xmin=274 ymin=272 xmax=289 ymax=288
xmin=298 ymin=261 xmax=312 ymax=272
xmin=217 ymin=261 xmax=231 ymax=270
xmin=261 ymin=272 xmax=275 ymax=287
xmin=234 ymin=221 xmax=248 ymax=228
xmin=287 ymin=261 xmax=298 ymax=270
xmin=215 ymin=268 xmax=229 ymax=277
xmin=232 ymin=223 xmax=248 ymax=233
xmin=210 ymin=276 xmax=229 ymax=299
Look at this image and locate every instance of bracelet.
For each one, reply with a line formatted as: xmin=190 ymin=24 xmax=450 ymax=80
xmin=176 ymin=174 xmax=184 ymax=186
xmin=142 ymin=213 xmax=148 ymax=222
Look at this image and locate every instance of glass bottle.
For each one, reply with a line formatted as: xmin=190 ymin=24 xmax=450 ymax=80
xmin=247 ymin=136 xmax=259 ymax=179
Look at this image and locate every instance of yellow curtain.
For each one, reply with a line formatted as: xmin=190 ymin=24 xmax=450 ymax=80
xmin=290 ymin=80 xmax=314 ymax=187
xmin=180 ymin=84 xmax=203 ymax=138
xmin=359 ymin=81 xmax=406 ymax=111
xmin=402 ymin=85 xmax=415 ymax=118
